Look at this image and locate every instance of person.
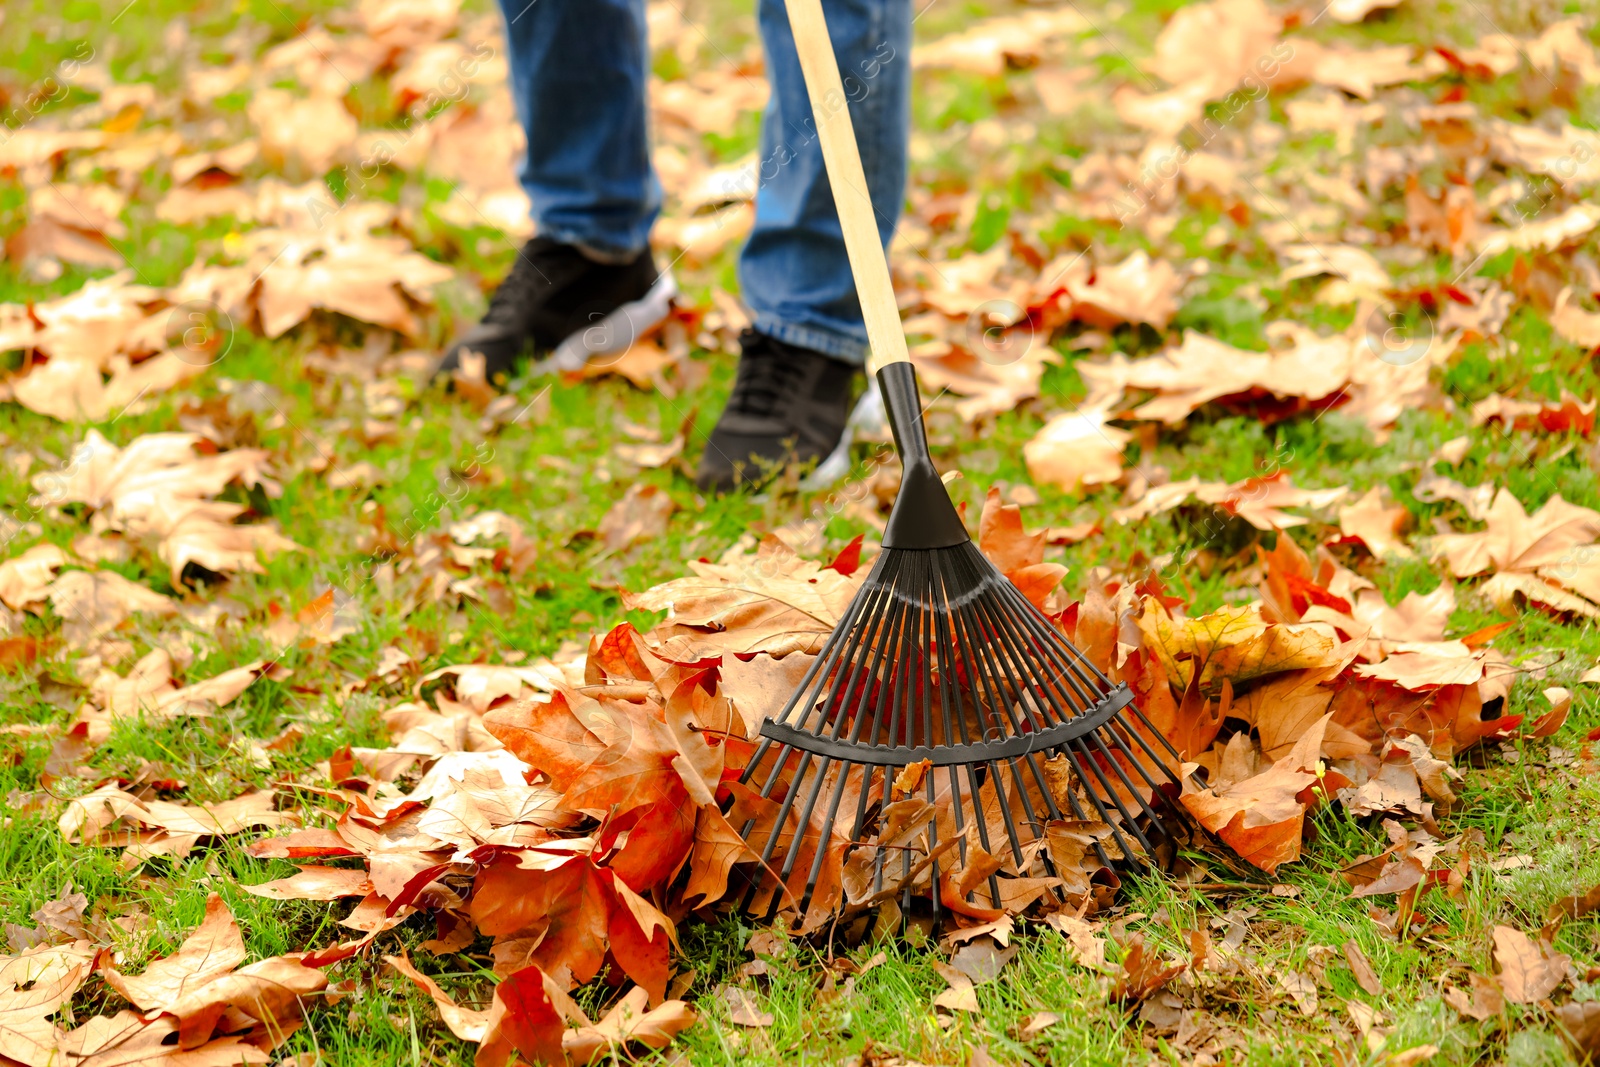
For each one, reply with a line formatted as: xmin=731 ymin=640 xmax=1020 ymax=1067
xmin=436 ymin=0 xmax=911 ymax=492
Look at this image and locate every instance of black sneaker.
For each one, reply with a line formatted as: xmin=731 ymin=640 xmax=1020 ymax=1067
xmin=436 ymin=236 xmax=677 ymax=383
xmin=695 ymin=329 xmax=856 ymax=492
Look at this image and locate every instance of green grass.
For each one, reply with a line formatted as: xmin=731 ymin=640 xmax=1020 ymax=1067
xmin=2 ymin=0 xmax=1600 ymax=1064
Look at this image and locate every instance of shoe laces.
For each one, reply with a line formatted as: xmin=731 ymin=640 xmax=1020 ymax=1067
xmin=727 ymin=344 xmax=808 ymax=419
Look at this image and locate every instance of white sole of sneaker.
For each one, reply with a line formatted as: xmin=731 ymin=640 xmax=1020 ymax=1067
xmin=543 ymin=271 xmax=680 ymax=373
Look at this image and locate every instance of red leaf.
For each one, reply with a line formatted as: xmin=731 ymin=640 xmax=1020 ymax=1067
xmin=825 ymin=535 xmax=864 ymax=577
xmin=604 ymin=872 xmax=675 ymax=1003
xmin=469 ymin=854 xmax=613 ymax=985
xmin=605 ymin=789 xmax=696 ymax=891
xmin=496 ymin=966 xmax=565 ymax=1066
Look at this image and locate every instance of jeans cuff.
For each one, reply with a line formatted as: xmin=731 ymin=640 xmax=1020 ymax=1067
xmin=533 ymin=224 xmax=647 ymax=262
xmin=750 ymin=313 xmax=869 ymax=365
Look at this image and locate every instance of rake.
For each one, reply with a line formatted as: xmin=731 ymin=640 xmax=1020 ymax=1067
xmin=731 ymin=0 xmax=1193 ymax=927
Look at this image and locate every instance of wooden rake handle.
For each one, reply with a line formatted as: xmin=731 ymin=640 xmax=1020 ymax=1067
xmin=782 ymin=0 xmax=908 ymax=377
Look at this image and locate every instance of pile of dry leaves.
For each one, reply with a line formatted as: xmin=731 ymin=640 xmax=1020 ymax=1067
xmin=8 ymin=486 xmax=1581 ymax=1063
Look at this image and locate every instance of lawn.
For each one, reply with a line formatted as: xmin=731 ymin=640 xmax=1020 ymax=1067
xmin=1 ymin=0 xmax=1598 ymax=1064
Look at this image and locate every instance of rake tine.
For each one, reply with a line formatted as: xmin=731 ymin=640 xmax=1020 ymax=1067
xmin=944 ymin=577 xmax=1059 ymax=873
xmin=1060 ymin=741 xmax=1143 ymax=866
xmin=988 ymin=567 xmax=1114 ymax=698
xmin=1084 ymin=728 xmax=1175 ymax=843
xmin=1070 ymin=738 xmax=1160 ymax=862
xmin=1103 ymin=719 xmax=1183 ymax=801
xmin=778 ymin=755 xmax=833 ymax=882
xmin=759 ymin=750 xmax=814 ymax=868
xmin=1048 ymin=750 xmax=1119 ymax=872
xmin=799 ymin=761 xmax=853 ymax=916
xmin=923 ymin=766 xmax=940 ymax=925
xmin=767 ymin=550 xmax=884 ymax=726
xmin=1122 ymin=697 xmax=1194 ymax=778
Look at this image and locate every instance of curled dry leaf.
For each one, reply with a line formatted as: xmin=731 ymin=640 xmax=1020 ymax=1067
xmin=1441 ymin=972 xmax=1504 ymax=1021
xmin=1112 ymin=471 xmax=1347 ymax=530
xmin=44 ymin=570 xmax=176 ymax=649
xmin=1549 ymin=885 xmax=1600 ymax=922
xmin=1342 ymin=940 xmax=1383 ymax=996
xmin=1336 ymin=487 xmax=1414 ymax=558
xmin=622 ymin=536 xmax=861 ymax=658
xmin=0 ymin=941 xmax=97 ymax=1067
xmin=241 ymin=866 xmax=374 ymax=900
xmin=1023 ymin=407 xmax=1130 ymax=493
xmin=0 ymin=544 xmax=68 ymax=611
xmin=60 ymin=785 xmax=294 ymax=865
xmin=1554 ymin=1001 xmax=1600 ymax=1064
xmin=1181 ymin=714 xmax=1332 ymax=873
xmin=1110 ymin=933 xmax=1186 ymax=1005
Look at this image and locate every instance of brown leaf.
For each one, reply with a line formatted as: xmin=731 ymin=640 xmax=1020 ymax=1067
xmin=1180 ymin=714 xmax=1330 ymax=873
xmin=948 ymin=938 xmax=1018 ymax=985
xmin=241 ymin=866 xmax=373 ymax=900
xmin=598 ymin=484 xmax=675 ymax=553
xmin=680 ymin=806 xmax=757 ymax=909
xmin=386 ymin=953 xmax=491 ymax=1042
xmin=714 ymin=985 xmax=772 ymax=1027
xmin=562 ymin=989 xmax=695 ymax=1065
xmin=1337 ymin=487 xmax=1413 ymax=558
xmin=491 ymin=965 xmax=566 ymax=1067
xmin=1430 ymin=489 xmax=1600 ymax=579
xmin=58 ymin=1013 xmax=273 ymax=1066
xmin=99 ymin=894 xmax=247 ymax=1013
xmin=1342 ymin=940 xmax=1382 ymax=996
xmin=1275 ymin=970 xmax=1318 ymax=1016
xmin=621 ymin=537 xmax=860 ymax=658
xmin=1024 ymin=408 xmax=1130 ymax=494
xmin=165 ymin=955 xmax=326 ymax=1049
xmin=1110 ymin=933 xmax=1185 ymax=1005
xmin=976 ymin=488 xmax=1066 ymax=610
xmin=1137 ymin=599 xmax=1339 ymax=696
xmin=1554 ymin=1001 xmax=1600 ymax=1064
xmin=1549 ymin=885 xmax=1600 ymax=922
xmin=1492 ymin=924 xmax=1570 ymax=1004
xmin=1441 ymin=972 xmax=1503 ymax=1021
xmin=931 ymin=961 xmax=981 ymax=1013
xmin=44 ymin=570 xmax=177 ymax=649
xmin=0 ymin=544 xmax=68 ymax=611
xmin=1530 ymin=686 xmax=1572 ymax=737
xmin=468 ymin=854 xmax=613 ymax=985
xmin=245 ymin=828 xmax=362 ymax=860
xmin=0 ymin=941 xmax=97 ymax=1067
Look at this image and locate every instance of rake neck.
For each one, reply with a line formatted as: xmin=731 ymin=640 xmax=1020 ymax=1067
xmin=878 ymin=362 xmax=970 ymax=550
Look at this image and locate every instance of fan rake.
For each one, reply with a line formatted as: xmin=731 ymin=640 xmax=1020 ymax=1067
xmin=729 ymin=0 xmax=1195 ymax=928
xmin=731 ymin=362 xmax=1193 ymax=925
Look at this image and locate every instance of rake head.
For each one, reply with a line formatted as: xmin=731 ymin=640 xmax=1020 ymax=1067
xmin=730 ymin=363 xmax=1193 ymax=929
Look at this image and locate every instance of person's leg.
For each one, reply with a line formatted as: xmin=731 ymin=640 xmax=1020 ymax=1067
xmin=696 ymin=0 xmax=911 ymax=490
xmin=739 ymin=0 xmax=912 ymax=364
xmin=499 ymin=0 xmax=658 ymax=257
xmin=440 ymin=0 xmax=676 ymax=383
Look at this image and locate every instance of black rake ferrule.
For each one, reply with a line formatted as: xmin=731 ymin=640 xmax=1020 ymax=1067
xmin=877 ymin=362 xmax=970 ymax=550
xmin=758 ymin=682 xmax=1134 ymax=766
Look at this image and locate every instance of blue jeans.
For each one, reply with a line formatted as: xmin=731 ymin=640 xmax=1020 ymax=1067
xmin=496 ymin=0 xmax=911 ymax=364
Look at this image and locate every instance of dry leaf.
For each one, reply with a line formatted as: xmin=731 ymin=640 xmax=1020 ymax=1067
xmin=598 ymin=485 xmax=675 ymax=553
xmin=714 ymin=985 xmax=772 ymax=1028
xmin=1024 ymin=408 xmax=1130 ymax=493
xmin=1492 ymin=925 xmax=1570 ymax=1004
